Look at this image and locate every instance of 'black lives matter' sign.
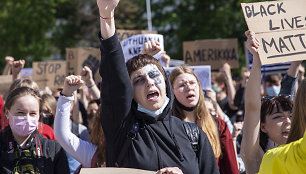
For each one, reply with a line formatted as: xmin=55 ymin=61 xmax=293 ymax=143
xmin=242 ymin=0 xmax=306 ymax=65
xmin=183 ymin=39 xmax=239 ymax=70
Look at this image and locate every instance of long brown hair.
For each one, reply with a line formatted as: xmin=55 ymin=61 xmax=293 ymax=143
xmin=287 ymin=79 xmax=306 ymax=143
xmin=89 ymin=107 xmax=106 ymax=167
xmin=169 ymin=66 xmax=221 ymax=158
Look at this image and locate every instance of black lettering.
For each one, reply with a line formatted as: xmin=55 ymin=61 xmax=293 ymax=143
xmin=284 ymin=18 xmax=294 ymax=29
xmin=260 ymin=5 xmax=268 ymax=17
xmin=217 ymin=50 xmax=222 ymax=59
xmin=262 ymin=38 xmax=280 ymax=53
xmin=283 ymin=35 xmax=296 ymax=51
xmin=231 ymin=49 xmax=238 ymax=60
xmin=132 ymin=38 xmax=137 ymax=45
xmin=224 ymin=50 xmax=230 ymax=60
xmin=48 ymin=64 xmax=55 ymax=74
xmin=67 ymin=62 xmax=74 ymax=71
xmin=277 ymin=2 xmax=286 ymax=14
xmin=201 ymin=49 xmax=206 ymax=61
xmin=267 ymin=4 xmax=276 ymax=15
xmin=193 ymin=50 xmax=201 ymax=62
xmin=279 ymin=38 xmax=290 ymax=53
xmin=54 ymin=64 xmax=61 ymax=74
xmin=139 ymin=37 xmax=144 ymax=45
xmin=36 ymin=63 xmax=44 ymax=75
xmin=252 ymin=5 xmax=260 ymax=17
xmin=245 ymin=6 xmax=252 ymax=18
xmin=68 ymin=51 xmax=74 ymax=60
xmin=185 ymin=51 xmax=193 ymax=63
xmin=294 ymin=16 xmax=303 ymax=28
xmin=129 ymin=48 xmax=133 ymax=55
xmin=208 ymin=49 xmax=214 ymax=60
xmin=54 ymin=75 xmax=65 ymax=86
xmin=294 ymin=33 xmax=306 ymax=49
xmin=269 ymin=19 xmax=280 ymax=31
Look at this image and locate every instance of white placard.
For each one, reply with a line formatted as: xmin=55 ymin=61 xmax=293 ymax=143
xmin=121 ymin=34 xmax=165 ymax=66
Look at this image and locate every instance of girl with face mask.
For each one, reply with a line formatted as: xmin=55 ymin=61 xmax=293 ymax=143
xmin=97 ymin=0 xmax=219 ymax=173
xmin=0 ymin=87 xmax=69 ymax=174
xmin=169 ymin=66 xmax=239 ymax=174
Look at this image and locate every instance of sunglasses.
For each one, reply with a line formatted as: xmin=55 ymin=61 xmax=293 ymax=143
xmin=261 ymin=94 xmax=291 ymax=102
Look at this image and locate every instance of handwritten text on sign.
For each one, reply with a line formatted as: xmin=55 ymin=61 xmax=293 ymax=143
xmin=33 ymin=61 xmax=66 ymax=89
xmin=121 ymin=34 xmax=164 ymax=63
xmin=183 ymin=39 xmax=239 ymax=70
xmin=241 ymin=0 xmax=306 ymax=65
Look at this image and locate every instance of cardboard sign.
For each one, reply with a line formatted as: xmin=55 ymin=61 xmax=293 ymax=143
xmin=165 ymin=65 xmax=211 ymax=90
xmin=117 ymin=29 xmax=157 ymax=41
xmin=121 ymin=34 xmax=165 ymax=65
xmin=244 ymin=42 xmax=290 ymax=75
xmin=32 ymin=61 xmax=66 ymax=89
xmin=66 ymin=47 xmax=101 ymax=82
xmin=241 ymin=0 xmax=306 ymax=65
xmin=183 ymin=39 xmax=239 ymax=70
xmin=0 ymin=75 xmax=12 ymax=98
xmin=80 ymin=168 xmax=155 ymax=174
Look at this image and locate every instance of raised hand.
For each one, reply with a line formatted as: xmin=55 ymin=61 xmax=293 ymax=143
xmin=245 ymin=30 xmax=260 ymax=57
xmin=62 ymin=75 xmax=84 ymax=97
xmin=220 ymin=63 xmax=231 ymax=77
xmin=97 ymin=0 xmax=120 ymax=15
xmin=161 ymin=51 xmax=170 ymax=67
xmin=80 ymin=66 xmax=94 ymax=85
xmin=156 ymin=167 xmax=183 ymax=174
xmin=141 ymin=39 xmax=162 ymax=56
xmin=5 ymin=56 xmax=14 ymax=65
xmin=11 ymin=59 xmax=25 ymax=76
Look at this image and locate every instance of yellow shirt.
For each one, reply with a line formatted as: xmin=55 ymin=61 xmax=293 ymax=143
xmin=258 ymin=131 xmax=306 ymax=174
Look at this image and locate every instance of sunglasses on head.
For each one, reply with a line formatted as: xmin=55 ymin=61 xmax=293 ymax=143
xmin=261 ymin=94 xmax=291 ymax=102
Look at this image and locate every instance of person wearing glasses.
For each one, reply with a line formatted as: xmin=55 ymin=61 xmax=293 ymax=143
xmin=240 ymin=30 xmax=302 ymax=174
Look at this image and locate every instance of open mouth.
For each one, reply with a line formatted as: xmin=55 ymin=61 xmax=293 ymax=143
xmin=282 ymin=130 xmax=290 ymax=139
xmin=186 ymin=94 xmax=195 ymax=100
xmin=147 ymin=91 xmax=159 ymax=101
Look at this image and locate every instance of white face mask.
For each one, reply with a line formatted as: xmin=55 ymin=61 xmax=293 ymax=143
xmin=267 ymin=85 xmax=280 ymax=96
xmin=8 ymin=113 xmax=39 ymax=137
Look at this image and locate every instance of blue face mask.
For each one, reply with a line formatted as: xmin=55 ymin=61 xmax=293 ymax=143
xmin=266 ymin=85 xmax=280 ymax=96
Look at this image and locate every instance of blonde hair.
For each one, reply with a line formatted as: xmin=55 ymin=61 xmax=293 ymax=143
xmin=169 ymin=66 xmax=221 ymax=158
xmin=287 ymin=79 xmax=306 ymax=143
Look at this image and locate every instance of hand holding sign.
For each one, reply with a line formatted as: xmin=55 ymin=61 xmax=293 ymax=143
xmin=141 ymin=39 xmax=162 ymax=56
xmin=245 ymin=30 xmax=260 ymax=57
xmin=62 ymin=75 xmax=84 ymax=97
xmin=5 ymin=56 xmax=14 ymax=65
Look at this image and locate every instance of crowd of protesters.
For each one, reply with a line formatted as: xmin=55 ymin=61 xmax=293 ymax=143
xmin=0 ymin=0 xmax=305 ymax=173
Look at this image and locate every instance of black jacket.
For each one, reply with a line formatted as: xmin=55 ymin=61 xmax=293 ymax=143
xmin=99 ymin=33 xmax=219 ymax=174
xmin=0 ymin=127 xmax=69 ymax=174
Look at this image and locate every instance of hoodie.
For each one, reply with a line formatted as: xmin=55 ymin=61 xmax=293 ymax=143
xmin=99 ymin=33 xmax=219 ymax=174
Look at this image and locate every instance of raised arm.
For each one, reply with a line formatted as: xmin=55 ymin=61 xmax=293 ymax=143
xmin=97 ymin=0 xmax=134 ymax=139
xmin=241 ymin=30 xmax=263 ymax=174
xmin=279 ymin=61 xmax=302 ymax=97
xmin=54 ymin=75 xmax=97 ymax=167
xmin=81 ymin=66 xmax=100 ymax=100
xmin=220 ymin=63 xmax=237 ymax=110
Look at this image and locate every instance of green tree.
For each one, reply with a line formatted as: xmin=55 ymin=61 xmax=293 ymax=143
xmin=132 ymin=0 xmax=266 ymax=70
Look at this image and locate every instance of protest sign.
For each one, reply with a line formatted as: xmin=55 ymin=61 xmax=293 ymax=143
xmin=33 ymin=61 xmax=66 ymax=89
xmin=241 ymin=0 xmax=306 ymax=65
xmin=0 ymin=75 xmax=12 ymax=98
xmin=117 ymin=29 xmax=157 ymax=41
xmin=165 ymin=65 xmax=211 ymax=90
xmin=183 ymin=39 xmax=239 ymax=70
xmin=66 ymin=47 xmax=101 ymax=82
xmin=244 ymin=42 xmax=291 ymax=75
xmin=121 ymin=34 xmax=165 ymax=66
xmin=19 ymin=68 xmax=33 ymax=79
xmin=80 ymin=168 xmax=155 ymax=174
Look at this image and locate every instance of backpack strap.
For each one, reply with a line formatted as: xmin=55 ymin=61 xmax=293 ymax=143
xmin=115 ymin=121 xmax=139 ymax=167
xmin=182 ymin=122 xmax=200 ymax=157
